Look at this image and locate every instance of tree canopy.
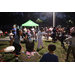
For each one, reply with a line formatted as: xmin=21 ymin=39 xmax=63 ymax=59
xmin=0 ymin=12 xmax=75 ymax=27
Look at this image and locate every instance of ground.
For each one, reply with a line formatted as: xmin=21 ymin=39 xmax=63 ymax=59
xmin=0 ymin=36 xmax=74 ymax=62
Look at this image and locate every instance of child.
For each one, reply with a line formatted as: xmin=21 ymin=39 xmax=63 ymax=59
xmin=37 ymin=27 xmax=47 ymax=51
xmin=20 ymin=40 xmax=41 ymax=62
xmin=40 ymin=44 xmax=58 ymax=62
xmin=9 ymin=30 xmax=14 ymax=40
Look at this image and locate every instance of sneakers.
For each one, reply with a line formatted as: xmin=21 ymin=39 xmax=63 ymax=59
xmin=15 ymin=59 xmax=20 ymax=62
xmin=65 ymin=58 xmax=68 ymax=61
xmin=42 ymin=47 xmax=44 ymax=49
xmin=37 ymin=48 xmax=40 ymax=52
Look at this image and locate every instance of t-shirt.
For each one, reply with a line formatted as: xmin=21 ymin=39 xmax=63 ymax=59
xmin=40 ymin=53 xmax=58 ymax=62
xmin=31 ymin=28 xmax=35 ymax=32
xmin=14 ymin=34 xmax=20 ymax=44
xmin=20 ymin=52 xmax=39 ymax=62
xmin=9 ymin=33 xmax=14 ymax=39
xmin=12 ymin=28 xmax=16 ymax=35
xmin=49 ymin=28 xmax=53 ymax=31
xmin=37 ymin=31 xmax=47 ymax=39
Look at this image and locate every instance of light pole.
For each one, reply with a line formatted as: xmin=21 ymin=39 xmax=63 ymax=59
xmin=53 ymin=12 xmax=55 ymax=27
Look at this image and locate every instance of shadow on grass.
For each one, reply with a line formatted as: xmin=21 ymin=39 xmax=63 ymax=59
xmin=20 ymin=41 xmax=26 ymax=44
xmin=3 ymin=56 xmax=15 ymax=62
xmin=39 ymin=53 xmax=44 ymax=55
xmin=0 ymin=44 xmax=9 ymax=46
xmin=45 ymin=41 xmax=52 ymax=42
xmin=37 ymin=48 xmax=43 ymax=52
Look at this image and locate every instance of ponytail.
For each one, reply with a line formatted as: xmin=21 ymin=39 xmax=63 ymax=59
xmin=16 ymin=29 xmax=20 ymax=40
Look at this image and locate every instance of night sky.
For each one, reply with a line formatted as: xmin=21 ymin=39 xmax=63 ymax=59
xmin=34 ymin=12 xmax=66 ymax=20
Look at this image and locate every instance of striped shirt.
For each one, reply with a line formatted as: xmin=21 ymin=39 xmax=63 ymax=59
xmin=20 ymin=52 xmax=39 ymax=62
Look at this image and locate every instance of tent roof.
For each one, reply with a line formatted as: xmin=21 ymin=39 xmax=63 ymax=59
xmin=22 ymin=20 xmax=39 ymax=26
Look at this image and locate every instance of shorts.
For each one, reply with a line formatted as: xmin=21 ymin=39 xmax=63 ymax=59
xmin=68 ymin=46 xmax=75 ymax=53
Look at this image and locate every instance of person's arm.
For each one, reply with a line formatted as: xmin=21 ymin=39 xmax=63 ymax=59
xmin=0 ymin=48 xmax=6 ymax=53
xmin=64 ymin=37 xmax=71 ymax=42
xmin=33 ymin=49 xmax=41 ymax=58
xmin=10 ymin=38 xmax=14 ymax=46
xmin=23 ymin=34 xmax=28 ymax=40
xmin=42 ymin=32 xmax=47 ymax=35
xmin=20 ymin=44 xmax=24 ymax=52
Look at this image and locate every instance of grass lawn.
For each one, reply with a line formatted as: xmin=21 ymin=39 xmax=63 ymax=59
xmin=0 ymin=35 xmax=8 ymax=38
xmin=0 ymin=39 xmax=74 ymax=62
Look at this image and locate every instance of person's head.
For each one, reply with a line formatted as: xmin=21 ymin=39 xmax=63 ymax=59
xmin=26 ymin=40 xmax=34 ymax=52
xmin=71 ymin=32 xmax=75 ymax=37
xmin=17 ymin=29 xmax=22 ymax=36
xmin=40 ymin=27 xmax=43 ymax=32
xmin=10 ymin=30 xmax=12 ymax=33
xmin=13 ymin=26 xmax=14 ymax=28
xmin=48 ymin=44 xmax=56 ymax=52
xmin=16 ymin=29 xmax=22 ymax=40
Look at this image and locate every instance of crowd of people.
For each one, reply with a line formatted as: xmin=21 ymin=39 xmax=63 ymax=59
xmin=0 ymin=25 xmax=75 ymax=62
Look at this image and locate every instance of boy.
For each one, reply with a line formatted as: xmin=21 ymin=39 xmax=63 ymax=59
xmin=37 ymin=27 xmax=47 ymax=51
xmin=40 ymin=44 xmax=58 ymax=62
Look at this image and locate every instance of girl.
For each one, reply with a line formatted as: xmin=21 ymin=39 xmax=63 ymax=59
xmin=37 ymin=27 xmax=47 ymax=51
xmin=20 ymin=40 xmax=41 ymax=62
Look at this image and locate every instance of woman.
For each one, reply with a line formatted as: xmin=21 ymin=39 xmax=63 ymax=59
xmin=10 ymin=29 xmax=23 ymax=62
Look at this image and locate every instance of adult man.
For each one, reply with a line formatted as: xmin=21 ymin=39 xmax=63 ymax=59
xmin=64 ymin=32 xmax=75 ymax=61
xmin=12 ymin=25 xmax=16 ymax=37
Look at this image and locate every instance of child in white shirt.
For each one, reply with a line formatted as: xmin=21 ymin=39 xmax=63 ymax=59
xmin=9 ymin=30 xmax=14 ymax=40
xmin=37 ymin=27 xmax=47 ymax=51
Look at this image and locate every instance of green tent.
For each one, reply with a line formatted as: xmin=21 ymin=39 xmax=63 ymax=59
xmin=22 ymin=20 xmax=39 ymax=26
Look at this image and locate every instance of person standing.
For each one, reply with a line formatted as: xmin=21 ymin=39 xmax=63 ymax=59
xmin=12 ymin=25 xmax=16 ymax=37
xmin=9 ymin=30 xmax=14 ymax=40
xmin=46 ymin=27 xmax=50 ymax=40
xmin=31 ymin=27 xmax=35 ymax=40
xmin=37 ymin=27 xmax=47 ymax=51
xmin=10 ymin=29 xmax=23 ymax=62
xmin=52 ymin=27 xmax=56 ymax=43
xmin=64 ymin=32 xmax=75 ymax=61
